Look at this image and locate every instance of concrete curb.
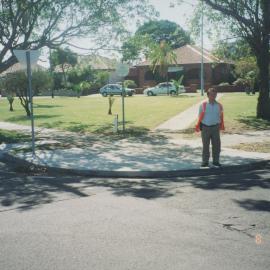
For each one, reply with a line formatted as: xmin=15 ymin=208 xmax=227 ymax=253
xmin=2 ymin=153 xmax=269 ymax=179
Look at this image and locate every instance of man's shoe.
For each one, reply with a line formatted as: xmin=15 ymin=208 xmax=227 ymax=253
xmin=200 ymin=163 xmax=209 ymax=168
xmin=212 ymin=162 xmax=222 ymax=168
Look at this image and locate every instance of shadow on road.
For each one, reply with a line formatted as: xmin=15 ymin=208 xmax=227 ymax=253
xmin=0 ymin=162 xmax=270 ymax=212
xmin=233 ymin=199 xmax=270 ymax=212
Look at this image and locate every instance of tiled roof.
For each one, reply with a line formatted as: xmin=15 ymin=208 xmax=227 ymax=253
xmin=78 ymin=55 xmax=117 ymax=70
xmin=54 ymin=55 xmax=118 ymax=72
xmin=136 ymin=44 xmax=224 ymax=66
xmin=0 ymin=63 xmax=46 ymax=76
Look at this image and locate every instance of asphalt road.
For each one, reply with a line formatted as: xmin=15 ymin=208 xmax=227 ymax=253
xmin=0 ymin=162 xmax=269 ymax=270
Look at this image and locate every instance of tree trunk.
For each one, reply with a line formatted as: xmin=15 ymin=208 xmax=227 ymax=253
xmin=18 ymin=96 xmax=31 ymax=117
xmin=256 ymin=45 xmax=270 ymax=120
xmin=256 ymin=0 xmax=270 ymax=120
xmin=62 ymin=64 xmax=67 ymax=86
xmin=24 ymin=104 xmax=31 ymax=117
xmin=22 ymin=100 xmax=31 ymax=117
xmin=9 ymin=101 xmax=14 ymax=111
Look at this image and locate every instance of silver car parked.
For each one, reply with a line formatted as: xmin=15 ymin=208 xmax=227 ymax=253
xmin=143 ymin=82 xmax=185 ymax=96
xmin=99 ymin=84 xmax=135 ymax=97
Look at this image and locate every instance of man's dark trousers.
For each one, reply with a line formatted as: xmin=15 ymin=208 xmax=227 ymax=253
xmin=201 ymin=124 xmax=221 ymax=164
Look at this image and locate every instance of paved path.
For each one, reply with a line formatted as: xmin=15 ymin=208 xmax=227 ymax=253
xmin=154 ymin=94 xmax=224 ymax=131
xmin=0 ymin=129 xmax=269 ymax=172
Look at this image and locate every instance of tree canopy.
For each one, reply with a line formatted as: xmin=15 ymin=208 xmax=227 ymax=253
xmin=0 ymin=69 xmax=52 ymax=116
xmin=0 ymin=0 xmax=155 ymax=74
xmin=149 ymin=40 xmax=177 ymax=81
xmin=50 ymin=47 xmax=78 ymax=85
xmin=185 ymin=0 xmax=270 ymax=120
xmin=212 ymin=39 xmax=252 ymax=61
xmin=136 ymin=20 xmax=191 ymax=49
xmin=122 ymin=20 xmax=191 ymax=63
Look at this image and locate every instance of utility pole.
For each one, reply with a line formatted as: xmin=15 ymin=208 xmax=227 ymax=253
xmin=200 ymin=0 xmax=204 ymax=96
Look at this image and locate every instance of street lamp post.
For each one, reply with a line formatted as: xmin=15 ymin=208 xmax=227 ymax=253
xmin=200 ymin=0 xmax=204 ymax=96
xmin=121 ymin=82 xmax=126 ymax=132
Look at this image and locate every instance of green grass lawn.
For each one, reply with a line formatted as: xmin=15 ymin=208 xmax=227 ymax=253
xmin=170 ymin=92 xmax=270 ymax=140
xmin=0 ymin=94 xmax=203 ymax=134
xmin=0 ymin=129 xmax=31 ymax=144
xmin=219 ymin=92 xmax=270 ymax=133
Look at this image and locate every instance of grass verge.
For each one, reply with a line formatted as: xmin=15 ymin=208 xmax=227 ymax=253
xmin=0 ymin=95 xmax=203 ymax=134
xmin=230 ymin=141 xmax=270 ymax=153
xmin=0 ymin=129 xmax=31 ymax=144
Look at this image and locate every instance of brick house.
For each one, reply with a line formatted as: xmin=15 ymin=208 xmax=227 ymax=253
xmin=126 ymin=44 xmax=233 ymax=92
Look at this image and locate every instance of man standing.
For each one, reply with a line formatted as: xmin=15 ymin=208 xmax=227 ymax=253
xmin=195 ymin=88 xmax=225 ymax=168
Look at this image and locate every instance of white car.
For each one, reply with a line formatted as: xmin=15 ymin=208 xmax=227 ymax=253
xmin=143 ymin=82 xmax=185 ymax=96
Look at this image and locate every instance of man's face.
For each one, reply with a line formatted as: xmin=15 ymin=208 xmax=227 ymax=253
xmin=208 ymin=91 xmax=217 ymax=102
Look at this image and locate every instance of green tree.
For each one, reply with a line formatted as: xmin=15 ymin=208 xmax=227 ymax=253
xmin=136 ymin=20 xmax=191 ymax=48
xmin=213 ymin=39 xmax=252 ymax=61
xmin=122 ymin=20 xmax=191 ymax=62
xmin=233 ymin=56 xmax=258 ymax=93
xmin=6 ymin=95 xmax=15 ymax=111
xmin=121 ymin=35 xmax=151 ymax=63
xmin=1 ymin=70 xmax=52 ymax=116
xmin=149 ymin=40 xmax=177 ymax=83
xmin=188 ymin=0 xmax=270 ymax=120
xmin=123 ymin=80 xmax=137 ymax=88
xmin=0 ymin=0 xmax=155 ymax=74
xmin=91 ymin=71 xmax=110 ymax=93
xmin=108 ymin=96 xmax=115 ymax=115
xmin=171 ymin=75 xmax=184 ymax=95
xmin=50 ymin=48 xmax=77 ymax=86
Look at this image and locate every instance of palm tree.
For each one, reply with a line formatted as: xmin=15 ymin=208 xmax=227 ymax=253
xmin=149 ymin=40 xmax=177 ymax=94
xmin=171 ymin=75 xmax=184 ymax=95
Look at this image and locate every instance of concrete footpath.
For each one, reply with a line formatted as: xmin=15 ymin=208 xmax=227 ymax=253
xmin=154 ymin=93 xmax=223 ymax=131
xmin=0 ymin=119 xmax=270 ymax=177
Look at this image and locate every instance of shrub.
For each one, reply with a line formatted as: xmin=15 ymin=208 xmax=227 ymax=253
xmin=123 ymin=80 xmax=137 ymax=88
xmin=233 ymin=78 xmax=248 ymax=86
xmin=218 ymin=82 xmax=230 ymax=86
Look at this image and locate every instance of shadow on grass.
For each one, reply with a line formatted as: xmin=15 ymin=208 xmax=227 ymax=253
xmin=40 ymin=121 xmax=65 ymax=129
xmin=236 ymin=116 xmax=270 ymax=130
xmin=34 ymin=104 xmax=63 ymax=109
xmin=7 ymin=114 xmax=60 ymax=122
xmin=65 ymin=123 xmax=94 ymax=133
xmin=0 ymin=129 xmax=31 ymax=143
xmin=62 ymin=121 xmax=152 ymax=140
xmin=170 ymin=94 xmax=198 ymax=98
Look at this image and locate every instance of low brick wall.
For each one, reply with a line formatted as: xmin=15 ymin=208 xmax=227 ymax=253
xmin=135 ymin=84 xmax=246 ymax=94
xmin=185 ymin=87 xmax=196 ymax=93
xmin=187 ymin=84 xmax=198 ymax=93
xmin=212 ymin=85 xmax=245 ymax=92
xmin=135 ymin=88 xmax=144 ymax=94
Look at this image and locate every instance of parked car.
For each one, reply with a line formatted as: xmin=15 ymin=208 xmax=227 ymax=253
xmin=99 ymin=84 xmax=135 ymax=97
xmin=143 ymin=82 xmax=185 ymax=96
